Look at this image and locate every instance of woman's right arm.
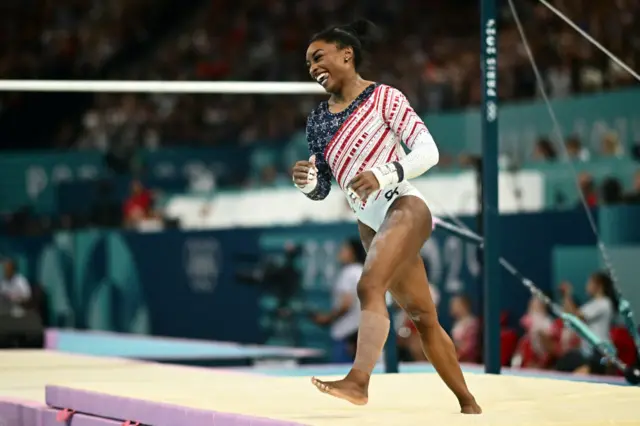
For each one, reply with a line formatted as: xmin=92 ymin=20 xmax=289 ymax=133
xmin=292 ymin=117 xmax=332 ymax=200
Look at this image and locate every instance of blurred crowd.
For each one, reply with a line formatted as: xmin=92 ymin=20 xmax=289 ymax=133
xmin=395 ymin=271 xmax=638 ymax=377
xmin=0 ymin=0 xmax=162 ymax=110
xmin=314 ymin=237 xmax=638 ymax=376
xmin=0 ymin=0 xmax=150 ymax=81
xmin=532 ymin=133 xmax=640 ymax=208
xmin=2 ymin=0 xmax=639 ymax=154
xmin=74 ymin=0 xmax=640 ymax=154
xmin=1 ymin=0 xmax=640 ymax=234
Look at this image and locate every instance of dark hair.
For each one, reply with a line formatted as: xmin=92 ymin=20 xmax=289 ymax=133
xmin=591 ymin=271 xmax=619 ymax=313
xmin=601 ymin=177 xmax=623 ymax=205
xmin=345 ymin=238 xmax=367 ymax=264
xmin=310 ymin=18 xmax=381 ymax=71
xmin=536 ymin=138 xmax=557 ymax=160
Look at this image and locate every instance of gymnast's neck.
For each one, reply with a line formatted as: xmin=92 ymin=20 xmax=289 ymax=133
xmin=331 ymin=75 xmax=372 ymax=104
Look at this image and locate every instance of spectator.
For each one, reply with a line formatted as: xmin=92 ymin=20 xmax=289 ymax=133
xmin=310 ymin=238 xmax=366 ymax=363
xmin=546 ymin=59 xmax=572 ymax=98
xmin=578 ymin=172 xmax=598 ymax=208
xmin=600 ymin=177 xmax=624 ymax=205
xmin=513 ymin=296 xmax=554 ymax=369
xmin=601 ymin=132 xmax=624 ymax=158
xmin=548 ymin=317 xmax=581 ymax=366
xmin=0 ymin=259 xmax=44 ymax=349
xmin=555 ymin=272 xmax=617 ymax=375
xmin=0 ymin=259 xmax=32 ymax=313
xmin=449 ymin=294 xmax=480 ymax=363
xmin=565 ymin=136 xmax=590 ymax=162
xmin=532 ymin=138 xmax=557 ymax=162
xmin=123 ymin=180 xmax=155 ymax=229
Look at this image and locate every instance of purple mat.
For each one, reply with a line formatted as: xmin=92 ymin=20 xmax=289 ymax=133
xmin=46 ymin=385 xmax=306 ymax=426
xmin=0 ymin=398 xmax=123 ymax=426
xmin=0 ymin=399 xmax=23 ymax=426
xmin=29 ymin=408 xmax=125 ymax=426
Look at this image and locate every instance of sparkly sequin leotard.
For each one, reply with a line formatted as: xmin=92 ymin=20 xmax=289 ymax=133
xmin=303 ymin=83 xmax=430 ymax=231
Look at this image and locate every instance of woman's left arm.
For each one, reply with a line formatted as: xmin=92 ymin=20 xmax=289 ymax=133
xmin=348 ymin=86 xmax=440 ymax=200
xmin=382 ymin=86 xmax=439 ymax=179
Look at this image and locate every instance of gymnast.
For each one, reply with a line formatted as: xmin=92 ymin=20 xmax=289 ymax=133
xmin=292 ymin=18 xmax=482 ymax=414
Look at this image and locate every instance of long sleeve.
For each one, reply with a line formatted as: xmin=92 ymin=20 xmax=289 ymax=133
xmin=381 ymin=86 xmax=439 ymax=180
xmin=303 ymin=117 xmax=332 ymax=200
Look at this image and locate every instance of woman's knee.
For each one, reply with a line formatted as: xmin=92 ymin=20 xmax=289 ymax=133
xmin=405 ymin=304 xmax=439 ymax=334
xmin=356 ymin=273 xmax=388 ymax=303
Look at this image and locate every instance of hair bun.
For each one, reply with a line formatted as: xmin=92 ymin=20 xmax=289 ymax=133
xmin=344 ymin=18 xmax=381 ymax=49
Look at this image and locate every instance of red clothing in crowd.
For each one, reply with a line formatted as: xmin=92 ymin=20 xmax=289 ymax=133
xmin=585 ymin=192 xmax=597 ymax=207
xmin=452 ymin=316 xmax=480 ymax=363
xmin=123 ymin=190 xmax=152 ymax=219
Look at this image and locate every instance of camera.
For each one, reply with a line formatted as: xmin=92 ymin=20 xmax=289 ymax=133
xmin=235 ymin=243 xmax=302 ymax=309
xmin=235 ymin=243 xmax=303 ymax=344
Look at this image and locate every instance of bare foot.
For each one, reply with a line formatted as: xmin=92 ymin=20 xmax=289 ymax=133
xmin=460 ymin=399 xmax=482 ymax=414
xmin=311 ymin=376 xmax=368 ymax=405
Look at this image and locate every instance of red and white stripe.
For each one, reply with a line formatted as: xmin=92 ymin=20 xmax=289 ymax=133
xmin=324 ymin=85 xmax=425 ymax=190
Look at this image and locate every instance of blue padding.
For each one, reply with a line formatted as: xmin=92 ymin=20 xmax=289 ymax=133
xmin=53 ymin=330 xmax=316 ymax=360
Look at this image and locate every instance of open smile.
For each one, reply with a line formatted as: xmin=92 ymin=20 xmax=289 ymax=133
xmin=315 ymin=72 xmax=329 ymax=87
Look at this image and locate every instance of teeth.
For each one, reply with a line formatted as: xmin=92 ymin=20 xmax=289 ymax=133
xmin=316 ymin=73 xmax=329 ymax=85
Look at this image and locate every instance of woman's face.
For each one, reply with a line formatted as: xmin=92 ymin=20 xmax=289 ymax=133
xmin=449 ymin=297 xmax=467 ymax=319
xmin=306 ymin=40 xmax=353 ymax=93
xmin=338 ymin=243 xmax=354 ymax=264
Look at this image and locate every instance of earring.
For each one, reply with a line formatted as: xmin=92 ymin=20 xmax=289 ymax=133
xmin=344 ymin=57 xmax=349 ymax=62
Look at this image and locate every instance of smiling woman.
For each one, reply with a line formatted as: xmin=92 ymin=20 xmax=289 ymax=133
xmin=305 ymin=19 xmax=379 ymax=92
xmin=290 ymin=19 xmax=480 ymax=414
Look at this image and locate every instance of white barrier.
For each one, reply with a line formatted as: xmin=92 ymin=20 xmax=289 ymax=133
xmin=165 ymin=170 xmax=545 ymax=230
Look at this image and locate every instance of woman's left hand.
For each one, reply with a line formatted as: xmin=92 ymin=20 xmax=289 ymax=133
xmin=348 ymin=171 xmax=380 ymax=202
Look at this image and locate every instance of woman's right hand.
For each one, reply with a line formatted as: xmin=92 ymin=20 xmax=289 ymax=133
xmin=292 ymin=155 xmax=317 ymax=187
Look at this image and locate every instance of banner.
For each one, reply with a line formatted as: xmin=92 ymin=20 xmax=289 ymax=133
xmin=6 ymin=228 xmax=264 ymax=343
xmin=140 ymin=146 xmax=253 ymax=186
xmin=0 ymin=151 xmax=105 ymax=214
xmin=0 ymin=147 xmax=253 ymax=214
xmin=122 ymin=228 xmax=263 ymax=342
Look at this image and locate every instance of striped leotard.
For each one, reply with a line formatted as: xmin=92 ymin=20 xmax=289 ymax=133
xmin=302 ymin=83 xmax=437 ymax=231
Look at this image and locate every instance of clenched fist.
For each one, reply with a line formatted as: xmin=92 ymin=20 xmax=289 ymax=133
xmin=292 ymin=155 xmax=318 ymax=188
xmin=348 ymin=170 xmax=380 ymax=202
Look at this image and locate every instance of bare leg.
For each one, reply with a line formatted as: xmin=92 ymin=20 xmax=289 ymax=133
xmin=311 ymin=196 xmax=431 ymax=405
xmin=390 ymin=255 xmax=482 ymax=414
xmin=406 ymin=332 xmax=427 ymax=361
